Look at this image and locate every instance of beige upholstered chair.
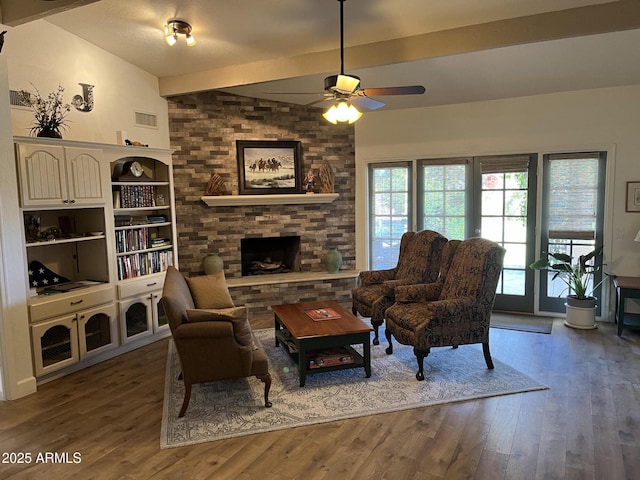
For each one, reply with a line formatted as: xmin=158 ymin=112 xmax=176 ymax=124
xmin=161 ymin=266 xmax=272 ymax=417
xmin=384 ymin=238 xmax=505 ymax=381
xmin=351 ymin=230 xmax=447 ymax=344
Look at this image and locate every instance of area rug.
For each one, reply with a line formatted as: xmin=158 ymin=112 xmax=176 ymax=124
xmin=161 ymin=329 xmax=547 ymax=448
xmin=490 ymin=312 xmax=554 ymax=334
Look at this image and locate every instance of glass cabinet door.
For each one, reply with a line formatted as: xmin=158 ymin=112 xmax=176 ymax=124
xmin=152 ymin=291 xmax=169 ymax=332
xmin=31 ymin=315 xmax=80 ymax=376
xmin=119 ymin=297 xmax=153 ymax=344
xmin=78 ymin=303 xmax=117 ymax=357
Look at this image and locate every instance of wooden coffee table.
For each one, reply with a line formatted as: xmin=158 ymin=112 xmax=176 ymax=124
xmin=272 ymin=300 xmax=373 ymax=386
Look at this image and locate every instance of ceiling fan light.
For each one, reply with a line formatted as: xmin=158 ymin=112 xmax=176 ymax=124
xmin=335 ymin=74 xmax=360 ymax=94
xmin=323 ymin=101 xmax=361 ymax=124
xmin=185 ymin=33 xmax=196 ymax=46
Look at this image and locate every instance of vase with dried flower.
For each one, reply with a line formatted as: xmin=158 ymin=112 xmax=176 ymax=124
xmin=19 ymin=85 xmax=71 ymax=139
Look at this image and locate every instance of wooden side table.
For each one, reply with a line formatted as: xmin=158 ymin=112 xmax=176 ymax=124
xmin=612 ymin=276 xmax=640 ymax=336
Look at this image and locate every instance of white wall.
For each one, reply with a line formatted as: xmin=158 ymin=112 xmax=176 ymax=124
xmin=2 ymin=20 xmax=169 ymax=148
xmin=354 ymin=85 xmax=640 ymax=313
xmin=0 ymin=20 xmax=172 ymax=399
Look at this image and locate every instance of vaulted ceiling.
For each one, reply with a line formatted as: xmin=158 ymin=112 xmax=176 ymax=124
xmin=3 ymin=0 xmax=640 ymax=110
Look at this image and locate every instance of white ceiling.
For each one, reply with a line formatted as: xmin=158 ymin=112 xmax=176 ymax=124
xmin=5 ymin=0 xmax=640 ymax=111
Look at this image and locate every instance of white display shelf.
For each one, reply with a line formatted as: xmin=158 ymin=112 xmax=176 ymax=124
xmin=201 ymin=193 xmax=339 ymax=206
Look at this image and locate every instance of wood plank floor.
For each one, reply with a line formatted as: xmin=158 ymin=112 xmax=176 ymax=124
xmin=1 ymin=316 xmax=640 ymax=480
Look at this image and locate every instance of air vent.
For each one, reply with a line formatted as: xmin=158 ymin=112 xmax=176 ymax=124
xmin=9 ymin=89 xmax=31 ymax=109
xmin=134 ymin=111 xmax=158 ymax=129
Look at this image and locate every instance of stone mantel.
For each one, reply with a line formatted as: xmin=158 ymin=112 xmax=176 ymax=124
xmin=201 ymin=193 xmax=339 ymax=207
xmin=226 ymin=270 xmax=359 ymax=288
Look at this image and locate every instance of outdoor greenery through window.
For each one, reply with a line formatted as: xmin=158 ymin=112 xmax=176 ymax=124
xmin=419 ymin=159 xmax=468 ymax=240
xmin=369 ymin=163 xmax=410 ymax=269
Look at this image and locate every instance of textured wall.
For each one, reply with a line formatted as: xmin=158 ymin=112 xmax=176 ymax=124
xmin=167 ymin=91 xmax=356 ymax=309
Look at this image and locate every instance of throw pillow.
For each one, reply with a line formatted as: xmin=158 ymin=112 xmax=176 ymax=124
xmin=186 ymin=307 xmax=256 ymax=349
xmin=185 ymin=271 xmax=235 ymax=309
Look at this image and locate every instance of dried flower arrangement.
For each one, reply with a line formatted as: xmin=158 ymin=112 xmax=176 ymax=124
xmin=19 ymin=84 xmax=71 ymax=138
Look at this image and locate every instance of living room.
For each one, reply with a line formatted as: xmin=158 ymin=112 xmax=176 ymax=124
xmin=1 ymin=2 xmax=640 ymax=478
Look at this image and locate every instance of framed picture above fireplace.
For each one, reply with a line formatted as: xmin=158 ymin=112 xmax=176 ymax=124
xmin=236 ymin=140 xmax=303 ymax=195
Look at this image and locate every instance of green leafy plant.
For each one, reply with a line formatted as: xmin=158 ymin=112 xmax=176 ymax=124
xmin=18 ymin=84 xmax=71 ymax=137
xmin=529 ymin=247 xmax=605 ymax=300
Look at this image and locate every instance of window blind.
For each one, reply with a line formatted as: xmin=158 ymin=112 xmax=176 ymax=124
xmin=547 ymin=153 xmax=600 ymax=240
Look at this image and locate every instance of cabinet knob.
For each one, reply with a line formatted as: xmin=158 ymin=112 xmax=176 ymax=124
xmin=69 ymin=199 xmax=76 ymax=204
xmin=70 ymin=299 xmax=84 ymax=306
xmin=146 ymin=282 xmax=157 ymax=287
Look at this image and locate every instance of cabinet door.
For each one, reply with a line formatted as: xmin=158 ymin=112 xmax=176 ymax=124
xmin=31 ymin=315 xmax=79 ymax=377
xmin=151 ymin=290 xmax=169 ymax=333
xmin=77 ymin=303 xmax=118 ymax=359
xmin=64 ymin=147 xmax=105 ymax=205
xmin=118 ymin=297 xmax=153 ymax=344
xmin=18 ymin=144 xmax=68 ymax=207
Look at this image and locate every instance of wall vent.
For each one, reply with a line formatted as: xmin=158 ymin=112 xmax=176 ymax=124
xmin=9 ymin=89 xmax=31 ymax=109
xmin=134 ymin=111 xmax=158 ymax=129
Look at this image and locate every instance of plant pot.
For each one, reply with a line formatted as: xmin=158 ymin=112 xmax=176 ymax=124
xmin=564 ymin=297 xmax=597 ymax=330
xmin=36 ymin=127 xmax=62 ymax=139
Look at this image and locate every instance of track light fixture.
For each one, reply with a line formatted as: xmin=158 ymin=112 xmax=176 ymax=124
xmin=323 ymin=100 xmax=362 ymax=124
xmin=164 ymin=19 xmax=196 ymax=47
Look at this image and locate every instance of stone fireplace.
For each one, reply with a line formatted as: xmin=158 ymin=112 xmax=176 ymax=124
xmin=241 ymin=236 xmax=301 ymax=276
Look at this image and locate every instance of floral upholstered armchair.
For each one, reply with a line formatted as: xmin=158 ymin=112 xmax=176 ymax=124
xmin=351 ymin=230 xmax=448 ymax=345
xmin=384 ymin=237 xmax=505 ymax=380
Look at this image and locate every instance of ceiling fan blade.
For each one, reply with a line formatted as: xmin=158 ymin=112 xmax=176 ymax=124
xmin=263 ymin=91 xmax=324 ymax=95
xmin=351 ymin=96 xmax=385 ymax=111
xmin=306 ymin=97 xmax=333 ymax=106
xmin=359 ymin=85 xmax=426 ymax=97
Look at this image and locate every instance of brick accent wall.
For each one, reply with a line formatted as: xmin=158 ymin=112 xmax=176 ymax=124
xmin=167 ymin=91 xmax=357 ymax=312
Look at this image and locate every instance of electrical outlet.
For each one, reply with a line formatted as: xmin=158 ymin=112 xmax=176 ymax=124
xmin=615 ymin=227 xmax=625 ymax=239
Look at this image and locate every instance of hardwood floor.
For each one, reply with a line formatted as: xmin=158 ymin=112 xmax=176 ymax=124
xmin=1 ymin=317 xmax=640 ymax=480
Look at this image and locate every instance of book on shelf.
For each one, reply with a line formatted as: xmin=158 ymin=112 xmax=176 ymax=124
xmin=304 ymin=307 xmax=342 ymax=321
xmin=307 ymin=347 xmax=354 ymax=369
xmin=147 ymin=215 xmax=167 ymax=223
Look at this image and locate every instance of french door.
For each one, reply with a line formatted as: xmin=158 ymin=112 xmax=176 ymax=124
xmin=473 ymin=155 xmax=537 ymax=312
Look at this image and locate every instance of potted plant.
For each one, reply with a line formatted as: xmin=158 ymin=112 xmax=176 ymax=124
xmin=529 ymin=246 xmax=605 ymax=329
xmin=18 ymin=84 xmax=71 ymax=138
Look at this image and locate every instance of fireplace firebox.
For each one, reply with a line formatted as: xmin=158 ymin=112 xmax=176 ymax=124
xmin=240 ymin=236 xmax=301 ymax=276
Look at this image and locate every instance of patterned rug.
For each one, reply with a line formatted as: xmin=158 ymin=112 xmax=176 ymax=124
xmin=161 ymin=329 xmax=547 ymax=448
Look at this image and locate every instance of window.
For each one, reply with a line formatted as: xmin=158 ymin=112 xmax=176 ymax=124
xmin=368 ymin=163 xmax=411 ymax=269
xmin=418 ymin=158 xmax=469 ymax=240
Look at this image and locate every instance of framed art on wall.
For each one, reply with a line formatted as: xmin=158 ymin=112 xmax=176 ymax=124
xmin=626 ymin=181 xmax=640 ymax=212
xmin=236 ymin=140 xmax=303 ymax=194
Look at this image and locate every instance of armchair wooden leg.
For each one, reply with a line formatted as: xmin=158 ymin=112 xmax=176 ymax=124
xmin=482 ymin=342 xmax=494 ymax=370
xmin=178 ymin=383 xmax=191 ymax=418
xmin=384 ymin=328 xmax=393 ymax=355
xmin=414 ymin=348 xmax=430 ymax=381
xmin=371 ymin=319 xmax=383 ymax=345
xmin=257 ymin=373 xmax=273 ymax=408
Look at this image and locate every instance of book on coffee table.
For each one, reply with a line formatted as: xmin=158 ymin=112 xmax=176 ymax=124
xmin=304 ymin=307 xmax=342 ymax=321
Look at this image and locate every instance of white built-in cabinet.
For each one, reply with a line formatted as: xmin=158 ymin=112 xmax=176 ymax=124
xmin=17 ymin=144 xmax=105 ymax=207
xmin=15 ymin=137 xmax=177 ymax=382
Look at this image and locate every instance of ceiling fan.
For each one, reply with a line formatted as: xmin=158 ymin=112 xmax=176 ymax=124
xmin=268 ymin=0 xmax=426 ymax=123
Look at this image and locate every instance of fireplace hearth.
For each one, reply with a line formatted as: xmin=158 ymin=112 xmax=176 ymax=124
xmin=241 ymin=236 xmax=301 ymax=276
